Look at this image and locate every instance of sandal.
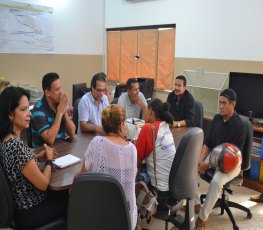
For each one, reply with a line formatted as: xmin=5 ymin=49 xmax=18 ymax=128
xmin=195 ymin=217 xmax=205 ymax=230
xmin=250 ymin=193 xmax=263 ymax=203
xmin=180 ymin=204 xmax=201 ymax=214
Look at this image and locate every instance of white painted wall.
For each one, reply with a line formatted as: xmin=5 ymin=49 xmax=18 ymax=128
xmin=105 ymin=0 xmax=263 ymax=61
xmin=8 ymin=0 xmax=105 ymax=54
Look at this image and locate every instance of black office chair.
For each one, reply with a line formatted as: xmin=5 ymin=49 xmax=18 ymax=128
xmin=0 ymin=163 xmax=14 ymax=228
xmin=72 ymin=99 xmax=80 ymax=134
xmin=0 ymin=163 xmax=66 ymax=230
xmin=200 ymin=117 xmax=253 ymax=230
xmin=27 ymin=121 xmax=33 ymax=147
xmin=67 ymin=172 xmax=131 ymax=230
xmin=193 ymin=101 xmax=204 ymax=129
xmin=154 ymin=127 xmax=204 ymax=230
xmin=72 ymin=83 xmax=90 ymax=105
xmin=111 ymin=97 xmax=118 ymax=104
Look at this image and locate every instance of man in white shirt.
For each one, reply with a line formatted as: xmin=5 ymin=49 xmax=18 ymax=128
xmin=78 ymin=72 xmax=109 ymax=135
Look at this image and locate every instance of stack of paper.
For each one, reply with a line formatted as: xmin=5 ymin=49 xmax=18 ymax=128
xmin=53 ymin=154 xmax=81 ymax=169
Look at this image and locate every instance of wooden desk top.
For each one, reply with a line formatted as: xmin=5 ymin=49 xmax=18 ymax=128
xmin=49 ymin=127 xmax=191 ymax=191
xmin=49 ymin=133 xmax=94 ymax=190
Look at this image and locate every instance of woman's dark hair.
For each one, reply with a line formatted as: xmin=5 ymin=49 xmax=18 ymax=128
xmin=148 ymin=98 xmax=174 ymax=125
xmin=0 ymin=86 xmax=30 ymax=140
xmin=90 ymin=72 xmax=106 ymax=89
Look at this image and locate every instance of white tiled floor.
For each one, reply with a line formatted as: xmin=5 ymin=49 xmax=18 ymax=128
xmin=137 ymin=180 xmax=263 ymax=230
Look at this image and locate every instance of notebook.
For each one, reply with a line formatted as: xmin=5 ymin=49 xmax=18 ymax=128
xmin=53 ymin=154 xmax=81 ymax=169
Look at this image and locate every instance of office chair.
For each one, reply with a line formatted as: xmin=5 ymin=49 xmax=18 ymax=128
xmin=200 ymin=117 xmax=253 ymax=230
xmin=72 ymin=98 xmax=80 ymax=134
xmin=0 ymin=163 xmax=66 ymax=230
xmin=0 ymin=163 xmax=14 ymax=228
xmin=154 ymin=127 xmax=204 ymax=230
xmin=67 ymin=172 xmax=131 ymax=230
xmin=193 ymin=101 xmax=204 ymax=129
xmin=27 ymin=121 xmax=33 ymax=147
xmin=72 ymin=83 xmax=90 ymax=105
xmin=111 ymin=97 xmax=118 ymax=104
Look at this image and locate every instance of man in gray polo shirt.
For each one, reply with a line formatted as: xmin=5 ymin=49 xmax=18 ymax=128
xmin=118 ymin=78 xmax=147 ymax=119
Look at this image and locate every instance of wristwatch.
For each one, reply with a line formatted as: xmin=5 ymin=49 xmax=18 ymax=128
xmin=45 ymin=159 xmax=53 ymax=167
xmin=177 ymin=122 xmax=181 ymax=128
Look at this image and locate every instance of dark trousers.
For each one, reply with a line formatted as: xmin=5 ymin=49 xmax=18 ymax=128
xmin=14 ymin=189 xmax=69 ymax=229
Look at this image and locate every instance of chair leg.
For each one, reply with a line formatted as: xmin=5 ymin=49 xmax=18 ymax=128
xmin=222 ymin=203 xmax=239 ymax=230
xmin=165 ymin=220 xmax=168 ymax=230
xmin=226 ymin=200 xmax=252 ymax=219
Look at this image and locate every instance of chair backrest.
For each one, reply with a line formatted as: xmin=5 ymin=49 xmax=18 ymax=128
xmin=169 ymin=127 xmax=204 ymax=201
xmin=72 ymin=99 xmax=80 ymax=134
xmin=27 ymin=121 xmax=33 ymax=147
xmin=111 ymin=97 xmax=118 ymax=104
xmin=67 ymin=172 xmax=131 ymax=230
xmin=72 ymin=83 xmax=90 ymax=105
xmin=0 ymin=163 xmax=14 ymax=228
xmin=114 ymin=84 xmax=127 ymax=98
xmin=193 ymin=101 xmax=204 ymax=128
xmin=240 ymin=117 xmax=253 ymax=171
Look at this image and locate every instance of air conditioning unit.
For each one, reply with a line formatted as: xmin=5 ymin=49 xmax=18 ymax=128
xmin=126 ymin=0 xmax=157 ymax=2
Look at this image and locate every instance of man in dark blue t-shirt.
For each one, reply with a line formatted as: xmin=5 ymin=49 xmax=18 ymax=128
xmin=31 ymin=72 xmax=75 ymax=147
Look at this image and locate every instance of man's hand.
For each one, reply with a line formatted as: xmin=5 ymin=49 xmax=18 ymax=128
xmin=57 ymin=93 xmax=68 ymax=115
xmin=170 ymin=121 xmax=178 ymax=128
xmin=198 ymin=161 xmax=209 ymax=175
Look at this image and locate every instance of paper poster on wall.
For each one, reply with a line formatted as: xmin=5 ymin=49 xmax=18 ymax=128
xmin=0 ymin=0 xmax=54 ymax=54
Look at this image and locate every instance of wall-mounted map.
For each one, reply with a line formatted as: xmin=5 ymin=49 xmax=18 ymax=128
xmin=0 ymin=0 xmax=53 ymax=54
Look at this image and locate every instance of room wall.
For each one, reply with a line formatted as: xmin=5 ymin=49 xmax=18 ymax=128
xmin=0 ymin=0 xmax=105 ymax=104
xmin=105 ymin=0 xmax=263 ymax=115
xmin=105 ymin=0 xmax=263 ymax=61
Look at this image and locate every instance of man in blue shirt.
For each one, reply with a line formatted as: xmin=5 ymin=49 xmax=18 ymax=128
xmin=78 ymin=72 xmax=109 ymax=135
xmin=31 ymin=72 xmax=76 ymax=147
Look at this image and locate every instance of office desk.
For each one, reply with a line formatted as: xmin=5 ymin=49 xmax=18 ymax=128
xmin=49 ymin=133 xmax=94 ymax=190
xmin=49 ymin=127 xmax=190 ymax=191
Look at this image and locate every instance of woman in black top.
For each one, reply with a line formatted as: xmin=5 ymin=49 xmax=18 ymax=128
xmin=0 ymin=87 xmax=68 ymax=229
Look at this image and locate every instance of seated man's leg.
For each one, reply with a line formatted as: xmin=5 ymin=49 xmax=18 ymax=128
xmin=199 ymin=166 xmax=241 ymax=222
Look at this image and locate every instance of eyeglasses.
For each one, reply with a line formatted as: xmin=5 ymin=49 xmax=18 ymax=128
xmin=94 ymin=88 xmax=106 ymax=93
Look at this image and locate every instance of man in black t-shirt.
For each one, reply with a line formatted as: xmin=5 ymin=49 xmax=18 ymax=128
xmin=196 ymin=89 xmax=246 ymax=229
xmin=167 ymin=75 xmax=194 ymax=128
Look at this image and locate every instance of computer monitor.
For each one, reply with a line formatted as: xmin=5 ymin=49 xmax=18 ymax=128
xmin=229 ymin=72 xmax=263 ymax=118
xmin=72 ymin=83 xmax=90 ymax=105
xmin=137 ymin=78 xmax=154 ymax=100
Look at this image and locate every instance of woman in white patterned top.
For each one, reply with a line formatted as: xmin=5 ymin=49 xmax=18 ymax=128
xmin=80 ymin=104 xmax=137 ymax=230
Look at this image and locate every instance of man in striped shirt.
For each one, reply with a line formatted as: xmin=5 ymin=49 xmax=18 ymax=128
xmin=31 ymin=72 xmax=75 ymax=147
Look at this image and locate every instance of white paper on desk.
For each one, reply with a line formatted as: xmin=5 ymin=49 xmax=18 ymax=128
xmin=53 ymin=154 xmax=81 ymax=169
